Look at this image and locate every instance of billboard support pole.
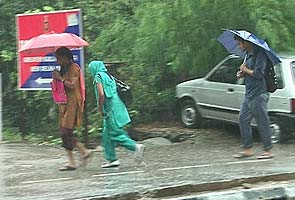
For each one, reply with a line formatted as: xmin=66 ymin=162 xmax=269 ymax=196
xmin=0 ymin=73 xmax=2 ymax=141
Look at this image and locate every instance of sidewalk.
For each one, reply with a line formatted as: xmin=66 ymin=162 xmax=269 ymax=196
xmin=1 ymin=125 xmax=295 ymax=200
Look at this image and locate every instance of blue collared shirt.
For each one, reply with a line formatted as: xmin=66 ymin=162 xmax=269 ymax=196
xmin=244 ymin=46 xmax=268 ymax=100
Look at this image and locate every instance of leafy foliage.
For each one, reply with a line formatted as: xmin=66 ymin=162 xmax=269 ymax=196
xmin=1 ymin=0 xmax=295 ymax=142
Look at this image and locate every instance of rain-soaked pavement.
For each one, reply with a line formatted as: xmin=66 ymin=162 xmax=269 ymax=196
xmin=1 ymin=123 xmax=295 ymax=200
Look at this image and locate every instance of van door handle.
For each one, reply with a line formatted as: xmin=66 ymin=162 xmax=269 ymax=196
xmin=228 ymin=88 xmax=234 ymax=92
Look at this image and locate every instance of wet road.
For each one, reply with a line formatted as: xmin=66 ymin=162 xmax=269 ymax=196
xmin=1 ymin=127 xmax=295 ymax=200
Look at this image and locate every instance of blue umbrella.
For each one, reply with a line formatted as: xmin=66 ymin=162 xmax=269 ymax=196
xmin=217 ymin=29 xmax=281 ymax=65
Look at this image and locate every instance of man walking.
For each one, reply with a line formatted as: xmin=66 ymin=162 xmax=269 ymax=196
xmin=233 ymin=34 xmax=273 ymax=159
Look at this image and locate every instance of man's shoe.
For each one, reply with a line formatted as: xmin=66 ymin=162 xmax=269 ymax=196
xmin=101 ymin=160 xmax=120 ymax=168
xmin=256 ymin=152 xmax=273 ymax=159
xmin=59 ymin=165 xmax=77 ymax=171
xmin=134 ymin=144 xmax=145 ymax=163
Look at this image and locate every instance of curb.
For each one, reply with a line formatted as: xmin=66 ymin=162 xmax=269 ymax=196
xmin=168 ymin=184 xmax=295 ymax=200
xmin=74 ymin=172 xmax=295 ymax=200
xmin=145 ymin=173 xmax=295 ymax=199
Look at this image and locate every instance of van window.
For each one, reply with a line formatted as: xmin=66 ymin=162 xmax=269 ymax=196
xmin=274 ymin=63 xmax=284 ymax=89
xmin=208 ymin=57 xmax=243 ymax=84
xmin=291 ymin=62 xmax=295 ymax=84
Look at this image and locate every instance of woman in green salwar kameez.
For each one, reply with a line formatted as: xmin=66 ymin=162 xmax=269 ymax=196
xmin=88 ymin=60 xmax=145 ymax=168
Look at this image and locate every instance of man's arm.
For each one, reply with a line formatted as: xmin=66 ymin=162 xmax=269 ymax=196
xmin=239 ymin=63 xmax=253 ymax=76
xmin=240 ymin=50 xmax=267 ymax=79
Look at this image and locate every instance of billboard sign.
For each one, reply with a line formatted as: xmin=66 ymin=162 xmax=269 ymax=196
xmin=16 ymin=9 xmax=84 ymax=90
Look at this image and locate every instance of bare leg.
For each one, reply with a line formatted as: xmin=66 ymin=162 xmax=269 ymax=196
xmin=65 ymin=149 xmax=76 ymax=167
xmin=76 ymin=142 xmax=89 ymax=156
xmin=76 ymin=142 xmax=93 ymax=167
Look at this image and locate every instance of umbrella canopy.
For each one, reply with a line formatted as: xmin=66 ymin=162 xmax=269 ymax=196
xmin=217 ymin=29 xmax=281 ymax=65
xmin=19 ymin=31 xmax=89 ymax=53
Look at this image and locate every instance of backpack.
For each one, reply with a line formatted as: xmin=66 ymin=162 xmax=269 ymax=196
xmin=252 ymin=51 xmax=278 ymax=93
xmin=99 ymin=72 xmax=133 ymax=106
xmin=264 ymin=61 xmax=278 ymax=93
xmin=113 ymin=76 xmax=133 ymax=106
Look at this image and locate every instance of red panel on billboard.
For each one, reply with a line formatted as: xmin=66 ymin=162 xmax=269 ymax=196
xmin=16 ymin=9 xmax=84 ymax=90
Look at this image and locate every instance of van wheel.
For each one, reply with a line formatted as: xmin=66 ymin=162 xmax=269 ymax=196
xmin=269 ymin=116 xmax=290 ymax=143
xmin=269 ymin=117 xmax=280 ymax=144
xmin=269 ymin=116 xmax=283 ymax=144
xmin=180 ymin=99 xmax=202 ymax=128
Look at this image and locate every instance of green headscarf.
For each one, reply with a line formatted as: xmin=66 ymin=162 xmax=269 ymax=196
xmin=88 ymin=61 xmax=116 ymax=100
xmin=89 ymin=60 xmax=107 ymax=77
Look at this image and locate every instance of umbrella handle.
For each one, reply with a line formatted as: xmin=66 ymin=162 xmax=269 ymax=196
xmin=238 ymin=54 xmax=247 ymax=76
xmin=243 ymin=54 xmax=247 ymax=64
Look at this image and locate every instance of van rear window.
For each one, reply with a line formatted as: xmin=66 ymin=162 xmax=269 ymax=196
xmin=274 ymin=63 xmax=284 ymax=89
xmin=291 ymin=62 xmax=295 ymax=84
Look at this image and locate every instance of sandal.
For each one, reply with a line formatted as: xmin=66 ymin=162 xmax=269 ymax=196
xmin=233 ymin=152 xmax=254 ymax=158
xmin=79 ymin=151 xmax=93 ymax=167
xmin=59 ymin=165 xmax=77 ymax=171
xmin=256 ymin=152 xmax=273 ymax=159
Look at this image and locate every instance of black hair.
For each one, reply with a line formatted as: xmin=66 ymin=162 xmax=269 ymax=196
xmin=55 ymin=47 xmax=73 ymax=61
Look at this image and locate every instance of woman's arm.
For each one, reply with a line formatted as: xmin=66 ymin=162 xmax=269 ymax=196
xmin=63 ymin=77 xmax=78 ymax=89
xmin=63 ymin=65 xmax=80 ymax=88
xmin=96 ymin=83 xmax=105 ymax=115
xmin=52 ymin=69 xmax=78 ymax=89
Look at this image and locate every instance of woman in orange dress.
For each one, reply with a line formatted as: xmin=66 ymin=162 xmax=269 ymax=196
xmin=52 ymin=47 xmax=91 ymax=171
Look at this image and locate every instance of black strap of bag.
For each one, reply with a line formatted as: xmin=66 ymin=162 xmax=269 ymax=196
xmin=251 ymin=51 xmax=278 ymax=93
xmin=264 ymin=60 xmax=278 ymax=93
xmin=100 ymin=72 xmax=133 ymax=106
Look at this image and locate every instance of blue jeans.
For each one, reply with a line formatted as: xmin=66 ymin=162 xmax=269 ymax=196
xmin=239 ymin=93 xmax=272 ymax=151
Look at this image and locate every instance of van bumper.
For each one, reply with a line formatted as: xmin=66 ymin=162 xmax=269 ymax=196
xmin=273 ymin=112 xmax=295 ymax=133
